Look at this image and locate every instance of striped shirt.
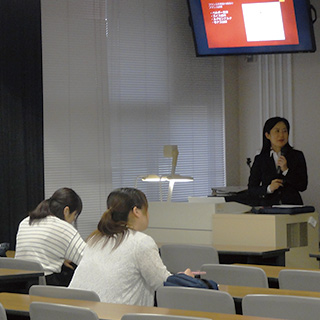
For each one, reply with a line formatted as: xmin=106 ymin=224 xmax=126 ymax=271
xmin=15 ymin=216 xmax=86 ymax=274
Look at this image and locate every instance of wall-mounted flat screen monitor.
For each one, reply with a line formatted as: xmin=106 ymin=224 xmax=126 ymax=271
xmin=187 ymin=0 xmax=316 ymax=56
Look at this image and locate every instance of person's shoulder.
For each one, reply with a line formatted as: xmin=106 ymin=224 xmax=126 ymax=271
xmin=49 ymin=216 xmax=77 ymax=232
xmin=254 ymin=151 xmax=269 ymax=161
xmin=129 ymin=230 xmax=150 ymax=240
xmin=20 ymin=216 xmax=30 ymax=224
xmin=130 ymin=230 xmax=157 ymax=247
xmin=288 ymin=148 xmax=305 ymax=158
xmin=291 ymin=148 xmax=303 ymax=154
xmin=18 ymin=216 xmax=30 ymax=230
xmin=47 ymin=215 xmax=63 ymax=224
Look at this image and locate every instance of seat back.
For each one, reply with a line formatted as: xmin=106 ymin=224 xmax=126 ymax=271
xmin=0 ymin=303 xmax=7 ymax=320
xmin=0 ymin=257 xmax=46 ymax=285
xmin=156 ymin=286 xmax=235 ymax=314
xmin=279 ymin=269 xmax=320 ymax=292
xmin=200 ymin=264 xmax=268 ymax=288
xmin=242 ymin=294 xmax=320 ymax=320
xmin=160 ymin=244 xmax=219 ymax=273
xmin=29 ymin=285 xmax=100 ymax=301
xmin=29 ymin=302 xmax=99 ymax=320
xmin=122 ymin=314 xmax=211 ymax=320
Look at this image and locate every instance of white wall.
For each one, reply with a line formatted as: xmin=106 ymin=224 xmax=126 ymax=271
xmin=41 ymin=0 xmax=113 ymax=239
xmin=236 ymin=1 xmax=320 ymax=211
xmin=224 ymin=56 xmax=241 ymax=186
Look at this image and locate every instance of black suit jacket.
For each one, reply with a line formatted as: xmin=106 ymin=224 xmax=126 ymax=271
xmin=248 ymin=147 xmax=308 ymax=206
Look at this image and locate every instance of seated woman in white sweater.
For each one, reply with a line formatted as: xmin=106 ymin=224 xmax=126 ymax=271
xmin=69 ymin=187 xmax=192 ymax=306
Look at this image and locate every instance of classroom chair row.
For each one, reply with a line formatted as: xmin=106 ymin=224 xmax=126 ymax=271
xmin=2 ymin=285 xmax=320 ymax=320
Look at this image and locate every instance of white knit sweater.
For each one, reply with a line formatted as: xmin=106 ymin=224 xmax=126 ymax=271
xmin=69 ymin=229 xmax=171 ymax=306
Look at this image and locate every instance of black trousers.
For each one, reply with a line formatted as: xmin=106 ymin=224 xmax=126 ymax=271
xmin=45 ymin=263 xmax=77 ymax=286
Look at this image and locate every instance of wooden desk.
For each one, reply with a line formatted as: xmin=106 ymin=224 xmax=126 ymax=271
xmin=215 ymin=245 xmax=289 ymax=266
xmin=220 ymin=284 xmax=320 ymax=299
xmin=213 ymin=212 xmax=319 ymax=268
xmin=219 ymin=283 xmax=320 ymax=314
xmin=0 ymin=268 xmax=43 ymax=282
xmin=6 ymin=250 xmax=15 ymax=258
xmin=0 ymin=292 xmax=278 ymax=320
xmin=0 ymin=268 xmax=44 ymax=294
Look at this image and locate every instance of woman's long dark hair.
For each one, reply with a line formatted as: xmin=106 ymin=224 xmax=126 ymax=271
xmin=88 ymin=188 xmax=148 ymax=248
xmin=261 ymin=116 xmax=292 ymax=154
xmin=29 ymin=188 xmax=82 ymax=225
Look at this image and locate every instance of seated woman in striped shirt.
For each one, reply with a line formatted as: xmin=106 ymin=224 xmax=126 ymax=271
xmin=15 ymin=187 xmax=86 ymax=286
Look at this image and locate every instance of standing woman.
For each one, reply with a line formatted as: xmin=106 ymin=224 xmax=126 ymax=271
xmin=15 ymin=187 xmax=86 ymax=286
xmin=69 ymin=188 xmax=192 ymax=306
xmin=248 ymin=117 xmax=308 ymax=206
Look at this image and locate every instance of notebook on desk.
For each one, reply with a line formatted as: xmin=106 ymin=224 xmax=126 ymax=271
xmin=211 ymin=186 xmax=247 ymax=196
xmin=251 ymin=205 xmax=315 ymax=215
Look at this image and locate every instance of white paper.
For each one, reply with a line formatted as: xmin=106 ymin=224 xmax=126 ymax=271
xmin=242 ymin=2 xmax=285 ymax=42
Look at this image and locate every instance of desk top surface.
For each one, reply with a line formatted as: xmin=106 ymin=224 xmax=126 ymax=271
xmin=219 ymin=284 xmax=320 ymax=299
xmin=235 ymin=264 xmax=320 ymax=278
xmin=158 ymin=243 xmax=289 ymax=254
xmin=0 ymin=268 xmax=44 ymax=279
xmin=0 ymin=292 xmax=282 ymax=320
xmin=214 ymin=245 xmax=289 ymax=255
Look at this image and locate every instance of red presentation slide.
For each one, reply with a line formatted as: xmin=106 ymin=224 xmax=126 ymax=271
xmin=200 ymin=0 xmax=299 ymax=48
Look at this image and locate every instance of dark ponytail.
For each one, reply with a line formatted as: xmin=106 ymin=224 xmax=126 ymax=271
xmin=88 ymin=188 xmax=148 ymax=248
xmin=97 ymin=207 xmax=129 ymax=237
xmin=29 ymin=200 xmax=51 ymax=223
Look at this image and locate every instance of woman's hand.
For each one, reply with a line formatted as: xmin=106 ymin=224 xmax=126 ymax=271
xmin=63 ymin=259 xmax=75 ymax=270
xmin=182 ymin=268 xmax=195 ymax=278
xmin=269 ymin=179 xmax=284 ymax=192
xmin=178 ymin=268 xmax=195 ymax=277
xmin=277 ymin=155 xmax=288 ymax=172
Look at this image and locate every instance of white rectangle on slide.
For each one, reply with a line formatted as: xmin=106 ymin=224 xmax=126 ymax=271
xmin=242 ymin=2 xmax=285 ymax=42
